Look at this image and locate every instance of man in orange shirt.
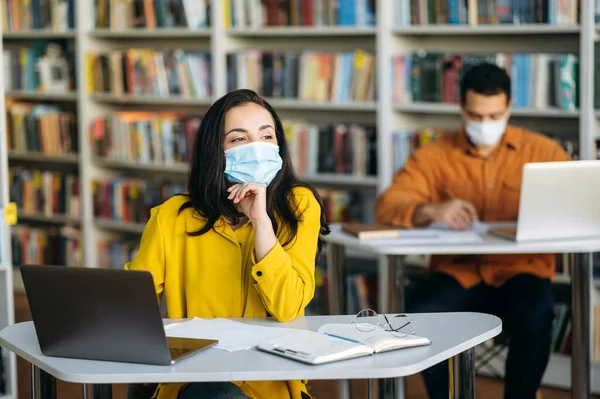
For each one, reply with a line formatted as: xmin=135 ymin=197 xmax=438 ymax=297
xmin=375 ymin=63 xmax=571 ymax=399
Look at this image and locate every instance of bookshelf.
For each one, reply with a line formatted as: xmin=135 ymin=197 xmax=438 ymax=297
xmin=0 ymin=16 xmax=17 ymax=399
xmin=0 ymin=0 xmax=598 ymax=396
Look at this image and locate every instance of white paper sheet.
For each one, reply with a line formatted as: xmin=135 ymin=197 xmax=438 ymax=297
xmin=366 ymin=228 xmax=484 ymax=246
xmin=164 ymin=318 xmax=297 ymax=352
xmin=429 ymin=220 xmax=491 ymax=234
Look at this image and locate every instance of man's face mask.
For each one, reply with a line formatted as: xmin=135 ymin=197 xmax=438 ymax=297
xmin=224 ymin=142 xmax=283 ymax=185
xmin=465 ymin=119 xmax=508 ymax=146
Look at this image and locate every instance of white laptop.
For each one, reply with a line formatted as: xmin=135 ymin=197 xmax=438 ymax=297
xmin=488 ymin=160 xmax=600 ymax=242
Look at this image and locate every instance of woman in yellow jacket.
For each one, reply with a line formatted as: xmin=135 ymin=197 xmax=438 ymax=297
xmin=125 ymin=89 xmax=329 ymax=399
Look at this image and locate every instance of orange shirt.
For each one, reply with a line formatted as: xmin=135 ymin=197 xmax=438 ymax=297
xmin=375 ymin=125 xmax=571 ymax=288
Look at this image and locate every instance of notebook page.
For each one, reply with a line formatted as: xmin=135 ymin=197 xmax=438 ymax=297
xmin=263 ymin=329 xmax=369 ymax=356
xmin=317 ymin=323 xmax=430 ymax=353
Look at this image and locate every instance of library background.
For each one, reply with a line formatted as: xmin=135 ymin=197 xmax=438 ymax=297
xmin=0 ymin=0 xmax=598 ymax=398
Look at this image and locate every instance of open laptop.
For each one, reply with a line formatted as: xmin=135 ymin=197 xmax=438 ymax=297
xmin=488 ymin=160 xmax=600 ymax=242
xmin=20 ymin=265 xmax=218 ymax=365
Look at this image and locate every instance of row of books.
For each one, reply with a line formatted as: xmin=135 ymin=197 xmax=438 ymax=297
xmin=284 ymin=121 xmax=377 ymax=176
xmin=94 ymin=0 xmax=210 ymax=30
xmin=226 ymin=50 xmax=375 ymax=103
xmin=6 ymin=102 xmax=78 ymax=156
xmin=8 ymin=0 xmax=587 ymax=35
xmin=394 ymin=0 xmax=579 ymax=26
xmin=1 ymin=0 xmax=75 ymax=33
xmin=392 ymin=52 xmax=579 ymax=111
xmin=6 ymin=40 xmax=587 ymax=110
xmin=226 ymin=0 xmax=376 ymax=28
xmin=87 ymin=49 xmax=212 ymax=98
xmin=4 ymin=171 xmax=365 ymax=234
xmin=97 ymin=238 xmax=140 ymax=270
xmin=8 ymin=168 xmax=80 ymax=220
xmin=320 ymin=189 xmax=363 ymax=223
xmin=3 ymin=40 xmax=76 ymax=93
xmin=90 ymin=113 xmax=377 ymax=177
xmin=92 ymin=179 xmax=186 ymax=225
xmin=11 ymin=225 xmax=81 ymax=267
xmin=393 ymin=128 xmax=580 ymax=170
xmin=90 ymin=113 xmax=200 ymax=165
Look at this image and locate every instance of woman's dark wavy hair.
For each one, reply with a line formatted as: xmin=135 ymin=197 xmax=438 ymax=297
xmin=178 ymin=89 xmax=330 ymax=257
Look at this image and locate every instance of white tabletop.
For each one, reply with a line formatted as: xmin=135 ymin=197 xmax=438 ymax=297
xmin=0 ymin=314 xmax=501 ymax=384
xmin=325 ymin=224 xmax=600 ymax=255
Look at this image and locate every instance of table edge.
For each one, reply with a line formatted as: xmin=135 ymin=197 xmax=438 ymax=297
xmin=0 ymin=319 xmax=502 ymax=383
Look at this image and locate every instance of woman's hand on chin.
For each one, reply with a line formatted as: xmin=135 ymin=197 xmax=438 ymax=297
xmin=227 ymin=182 xmax=269 ymax=222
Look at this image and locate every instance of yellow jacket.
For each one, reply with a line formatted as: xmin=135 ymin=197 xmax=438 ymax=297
xmin=125 ymin=186 xmax=321 ymax=399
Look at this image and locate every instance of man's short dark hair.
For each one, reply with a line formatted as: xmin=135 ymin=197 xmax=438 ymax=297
xmin=459 ymin=63 xmax=511 ymax=104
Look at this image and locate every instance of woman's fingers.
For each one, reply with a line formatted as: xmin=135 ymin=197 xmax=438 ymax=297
xmin=227 ymin=183 xmax=266 ymax=203
xmin=234 ymin=185 xmax=256 ymax=203
xmin=227 ymin=184 xmax=243 ymax=200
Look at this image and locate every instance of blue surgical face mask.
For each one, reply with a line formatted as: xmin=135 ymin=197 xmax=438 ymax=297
xmin=224 ymin=142 xmax=283 ymax=185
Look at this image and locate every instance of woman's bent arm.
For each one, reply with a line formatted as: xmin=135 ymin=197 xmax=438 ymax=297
xmin=251 ymin=188 xmax=321 ymax=322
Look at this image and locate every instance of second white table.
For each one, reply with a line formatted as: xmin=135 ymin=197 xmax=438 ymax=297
xmin=324 ymin=223 xmax=599 ymax=399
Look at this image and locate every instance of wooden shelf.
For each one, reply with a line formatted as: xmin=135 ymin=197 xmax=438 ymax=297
xmin=266 ymin=98 xmax=377 ymax=112
xmin=394 ymin=103 xmax=580 ymax=118
xmin=93 ymin=160 xmax=376 ymax=187
xmin=392 ymin=24 xmax=580 ymax=35
xmin=89 ymin=28 xmax=211 ymax=38
xmin=8 ymin=152 xmax=79 ymax=164
xmin=299 ymin=174 xmax=378 ymax=187
xmin=90 ymin=93 xmax=212 ymax=106
xmin=6 ymin=91 xmax=77 ymax=101
xmin=3 ymin=30 xmax=76 ymax=39
xmin=17 ymin=212 xmax=79 ymax=225
xmin=94 ymin=159 xmax=189 ymax=174
xmin=94 ymin=219 xmax=146 ymax=234
xmin=227 ymin=27 xmax=376 ymax=37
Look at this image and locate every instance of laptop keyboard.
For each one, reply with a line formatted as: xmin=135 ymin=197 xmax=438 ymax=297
xmin=169 ymin=347 xmax=192 ymax=359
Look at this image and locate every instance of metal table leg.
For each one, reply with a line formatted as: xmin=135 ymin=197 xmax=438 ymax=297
xmin=327 ymin=242 xmax=346 ymax=315
xmin=377 ymin=255 xmax=405 ymax=399
xmin=378 ymin=379 xmax=398 ymax=399
xmin=376 ymin=255 xmax=405 ymax=313
xmin=376 ymin=255 xmax=401 ymax=314
xmin=327 ymin=242 xmax=349 ymax=399
xmin=30 ymin=366 xmax=56 ymax=399
xmin=83 ymin=383 xmax=113 ymax=399
xmin=30 ymin=364 xmax=113 ymax=399
xmin=570 ymin=252 xmax=592 ymax=399
xmin=448 ymin=348 xmax=475 ymax=399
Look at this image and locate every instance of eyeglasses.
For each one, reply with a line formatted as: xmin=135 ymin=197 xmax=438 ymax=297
xmin=352 ymin=309 xmax=415 ymax=338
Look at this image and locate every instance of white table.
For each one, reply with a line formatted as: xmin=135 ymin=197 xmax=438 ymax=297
xmin=0 ymin=314 xmax=501 ymax=399
xmin=324 ymin=223 xmax=600 ymax=399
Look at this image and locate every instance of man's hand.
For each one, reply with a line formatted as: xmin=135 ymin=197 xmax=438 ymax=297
xmin=413 ymin=199 xmax=478 ymax=230
xmin=431 ymin=199 xmax=478 ymax=230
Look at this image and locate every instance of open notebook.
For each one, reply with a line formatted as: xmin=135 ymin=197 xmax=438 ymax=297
xmin=257 ymin=323 xmax=431 ymax=365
